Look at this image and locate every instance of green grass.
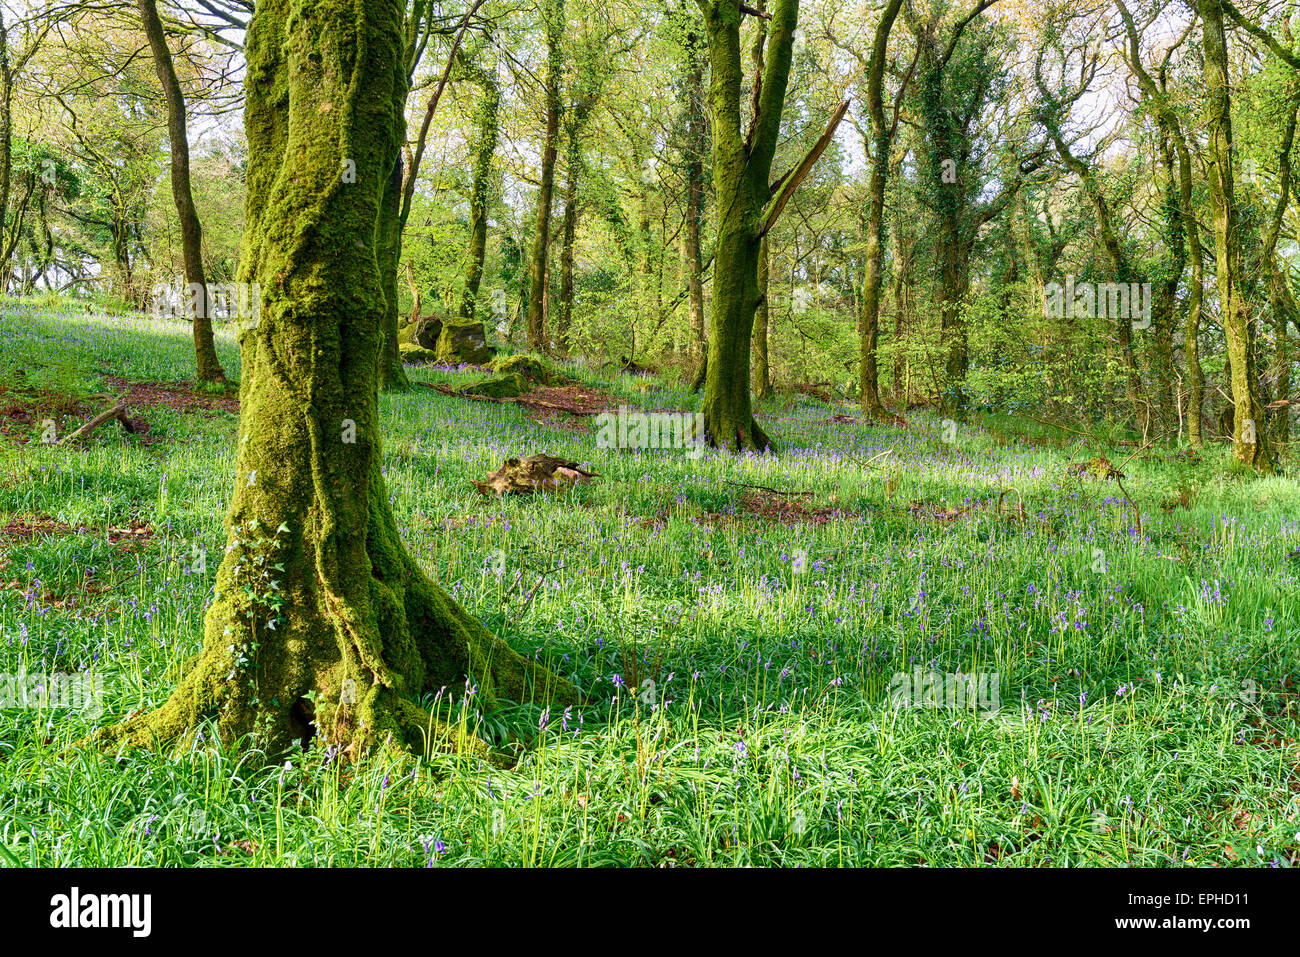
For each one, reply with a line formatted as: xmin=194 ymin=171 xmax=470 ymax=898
xmin=1 ymin=299 xmax=1298 ymax=866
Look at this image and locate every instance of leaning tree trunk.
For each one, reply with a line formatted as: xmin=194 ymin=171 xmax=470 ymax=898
xmin=138 ymin=0 xmax=226 ymax=385
xmin=100 ymin=0 xmax=578 ymax=759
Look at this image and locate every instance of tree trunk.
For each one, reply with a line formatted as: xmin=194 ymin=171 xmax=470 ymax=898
xmin=684 ymin=29 xmax=708 ymax=387
xmin=137 ymin=0 xmax=227 ymax=385
xmin=1199 ymin=0 xmax=1272 ymax=470
xmin=377 ymin=153 xmax=410 ymax=390
xmin=753 ymin=234 xmax=771 ymax=398
xmin=460 ymin=63 xmax=500 ymax=322
xmin=698 ymin=0 xmax=799 ymax=451
xmin=526 ymin=0 xmax=564 ymax=351
xmin=856 ymin=0 xmax=903 ymax=420
xmin=1150 ymin=130 xmax=1183 ymax=439
xmin=557 ymin=154 xmax=577 ymax=349
xmin=101 ymin=0 xmax=578 ymax=759
xmin=0 ymin=11 xmax=10 ymax=258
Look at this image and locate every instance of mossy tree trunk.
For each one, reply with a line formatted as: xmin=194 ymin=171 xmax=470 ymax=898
xmin=557 ymin=81 xmax=598 ymax=351
xmin=138 ymin=0 xmax=228 ymax=386
xmin=459 ymin=49 xmax=500 ymax=323
xmin=1118 ymin=0 xmax=1207 ymax=445
xmin=377 ymin=151 xmax=410 ymax=391
xmin=526 ymin=0 xmax=564 ymax=352
xmin=907 ymin=3 xmax=1023 ymax=413
xmin=682 ymin=22 xmax=709 ymax=388
xmin=856 ymin=0 xmax=904 ymax=420
xmin=752 ymin=234 xmax=770 ymax=398
xmin=696 ymin=0 xmax=799 ymax=451
xmin=1198 ymin=0 xmax=1272 ymax=470
xmin=101 ymin=0 xmax=578 ymax=759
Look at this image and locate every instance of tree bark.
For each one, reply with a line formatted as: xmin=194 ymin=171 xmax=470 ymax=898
xmin=1198 ymin=0 xmax=1272 ymax=470
xmin=684 ymin=27 xmax=709 ymax=386
xmin=752 ymin=234 xmax=771 ymax=398
xmin=697 ymin=0 xmax=800 ymax=451
xmin=857 ymin=0 xmax=905 ymax=419
xmin=137 ymin=0 xmax=227 ymax=385
xmin=101 ymin=0 xmax=578 ymax=759
xmin=526 ymin=0 xmax=564 ymax=351
xmin=460 ymin=55 xmax=500 ymax=323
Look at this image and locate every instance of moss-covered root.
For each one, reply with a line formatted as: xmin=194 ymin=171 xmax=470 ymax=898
xmin=93 ymin=647 xmax=227 ymax=752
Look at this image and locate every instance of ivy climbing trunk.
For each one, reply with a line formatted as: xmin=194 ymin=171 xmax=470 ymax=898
xmin=557 ymin=149 xmax=578 ymax=347
xmin=100 ymin=0 xmax=578 ymax=759
xmin=460 ymin=53 xmax=500 ymax=322
xmin=138 ymin=0 xmax=227 ymax=386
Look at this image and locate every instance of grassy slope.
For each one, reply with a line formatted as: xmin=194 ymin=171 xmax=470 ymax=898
xmin=0 ymin=299 xmax=1297 ymax=866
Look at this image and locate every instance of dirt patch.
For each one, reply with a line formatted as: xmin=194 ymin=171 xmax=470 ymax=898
xmin=425 ymin=380 xmax=619 ymax=428
xmin=737 ymin=488 xmax=847 ymax=527
xmin=103 ymin=376 xmax=239 ymax=415
xmin=0 ymin=389 xmax=93 ymax=444
xmin=1 ymin=515 xmax=155 ymax=548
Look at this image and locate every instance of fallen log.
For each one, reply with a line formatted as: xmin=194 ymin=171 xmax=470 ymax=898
xmin=59 ymin=402 xmax=135 ymax=445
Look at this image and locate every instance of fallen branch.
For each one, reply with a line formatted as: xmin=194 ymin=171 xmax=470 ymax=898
xmin=725 ymin=481 xmax=813 ymax=497
xmin=58 ymin=402 xmax=134 ymax=445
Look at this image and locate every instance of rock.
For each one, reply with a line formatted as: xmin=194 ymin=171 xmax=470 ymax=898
xmin=401 ymin=314 xmax=444 ymax=350
xmin=436 ymin=320 xmax=491 ymax=365
xmin=488 ymin=353 xmax=550 ymax=382
xmin=399 ymin=342 xmax=438 ymax=364
xmin=458 ymin=373 xmax=527 ymax=398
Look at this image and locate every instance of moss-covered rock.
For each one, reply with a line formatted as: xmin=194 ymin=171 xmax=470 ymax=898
xmin=458 ymin=373 xmax=527 ymax=398
xmin=399 ymin=342 xmax=438 ymax=364
xmin=400 ymin=314 xmax=444 ymax=350
xmin=488 ymin=353 xmax=550 ymax=382
xmin=436 ymin=320 xmax=491 ymax=365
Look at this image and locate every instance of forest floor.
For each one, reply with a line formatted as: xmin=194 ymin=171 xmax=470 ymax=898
xmin=1 ymin=297 xmax=1298 ymax=866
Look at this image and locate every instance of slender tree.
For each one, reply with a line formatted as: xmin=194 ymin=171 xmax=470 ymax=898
xmin=137 ymin=0 xmax=228 ymax=386
xmin=855 ymin=0 xmax=906 ymax=418
xmin=526 ymin=0 xmax=565 ymax=351
xmin=1197 ymin=0 xmax=1272 ymax=470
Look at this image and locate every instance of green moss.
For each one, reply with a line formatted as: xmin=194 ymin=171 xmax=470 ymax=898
xmin=458 ymin=373 xmax=527 ymax=398
xmin=487 ymin=353 xmax=550 ymax=382
xmin=399 ymin=342 xmax=438 ymax=364
xmin=96 ymin=0 xmax=580 ymax=766
xmin=436 ymin=320 xmax=492 ymax=365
